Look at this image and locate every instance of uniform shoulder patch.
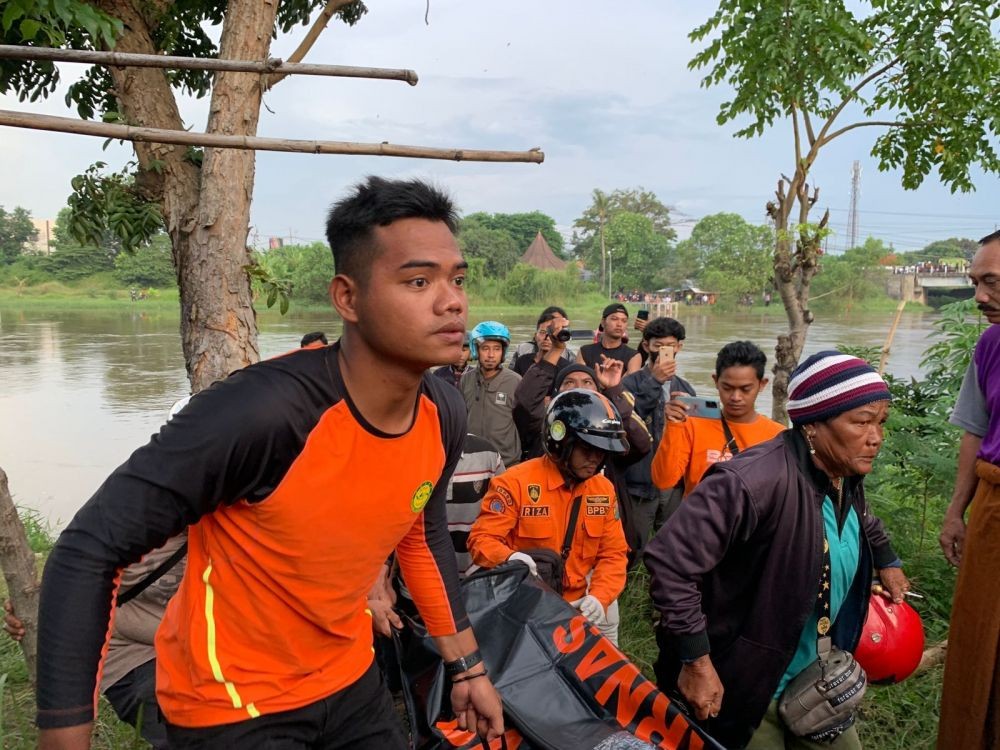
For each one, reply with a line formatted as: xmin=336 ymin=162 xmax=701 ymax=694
xmin=495 ymin=486 xmax=515 ymax=507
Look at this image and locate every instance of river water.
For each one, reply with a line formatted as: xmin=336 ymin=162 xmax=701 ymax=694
xmin=0 ymin=306 xmax=939 ymax=527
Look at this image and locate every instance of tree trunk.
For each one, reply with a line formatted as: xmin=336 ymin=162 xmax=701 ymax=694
xmin=180 ymin=0 xmax=275 ymax=390
xmin=768 ymin=177 xmax=828 ymax=423
xmin=599 ymin=220 xmax=607 ymax=295
xmin=97 ymin=0 xmax=270 ymax=390
xmin=0 ymin=468 xmax=40 ymax=684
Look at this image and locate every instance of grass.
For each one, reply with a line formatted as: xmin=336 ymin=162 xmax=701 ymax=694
xmin=0 ymin=512 xmax=148 ymax=749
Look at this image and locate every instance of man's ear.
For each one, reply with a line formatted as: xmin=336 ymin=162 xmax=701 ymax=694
xmin=329 ymin=274 xmax=360 ymax=323
xmin=675 ymin=342 xmax=684 ymax=354
xmin=711 ymin=372 xmax=718 ymax=386
xmin=759 ymin=377 xmax=770 ymax=390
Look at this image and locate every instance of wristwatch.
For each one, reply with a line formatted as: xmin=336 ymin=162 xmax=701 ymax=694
xmin=443 ymin=650 xmax=484 ymax=678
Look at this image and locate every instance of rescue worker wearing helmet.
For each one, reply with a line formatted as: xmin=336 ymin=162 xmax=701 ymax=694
xmin=462 ymin=321 xmax=522 ymax=468
xmin=467 ymin=389 xmax=630 ymax=644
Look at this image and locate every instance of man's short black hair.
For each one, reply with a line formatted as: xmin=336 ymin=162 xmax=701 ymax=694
xmin=643 ymin=317 xmax=685 ymax=342
xmin=979 ymin=229 xmax=1000 ymax=245
xmin=536 ymin=306 xmax=568 ymax=327
xmin=715 ymin=340 xmax=767 ymax=380
xmin=300 ymin=331 xmax=328 ymax=347
xmin=325 ymin=176 xmax=459 ymax=284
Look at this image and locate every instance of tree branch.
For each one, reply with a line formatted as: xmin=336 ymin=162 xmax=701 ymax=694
xmin=802 ymin=108 xmax=816 ymax=147
xmin=819 ymin=119 xmax=917 ymax=147
xmin=815 ymin=55 xmax=902 ymax=146
xmin=266 ymin=0 xmax=357 ymax=90
xmin=0 ymin=108 xmax=545 ymax=163
xmin=791 ymin=101 xmax=803 ymax=167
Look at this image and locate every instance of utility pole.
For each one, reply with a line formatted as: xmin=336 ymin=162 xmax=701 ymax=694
xmin=847 ymin=160 xmax=861 ymax=250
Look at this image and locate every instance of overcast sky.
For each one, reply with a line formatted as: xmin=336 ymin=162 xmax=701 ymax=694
xmin=1 ymin=0 xmax=997 ymax=254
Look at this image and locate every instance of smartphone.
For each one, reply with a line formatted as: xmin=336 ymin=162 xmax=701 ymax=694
xmin=636 ymin=309 xmax=650 ymax=320
xmin=676 ymin=396 xmax=722 ymax=420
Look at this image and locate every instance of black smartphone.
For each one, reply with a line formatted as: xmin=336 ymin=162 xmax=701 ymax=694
xmin=637 ymin=309 xmax=650 ymax=321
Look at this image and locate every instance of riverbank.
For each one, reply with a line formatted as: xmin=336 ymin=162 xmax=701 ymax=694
xmin=0 ymin=284 xmax=928 ymax=321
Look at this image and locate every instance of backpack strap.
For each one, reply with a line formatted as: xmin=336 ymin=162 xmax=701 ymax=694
xmin=560 ymin=496 xmax=584 ymax=560
xmin=116 ymin=542 xmax=188 ymax=607
xmin=720 ymin=415 xmax=740 ymax=456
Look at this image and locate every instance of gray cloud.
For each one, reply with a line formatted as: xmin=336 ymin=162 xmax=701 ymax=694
xmin=1 ymin=0 xmax=996 ymax=253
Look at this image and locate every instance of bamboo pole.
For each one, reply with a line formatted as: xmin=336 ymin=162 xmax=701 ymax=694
xmin=0 ymin=109 xmax=545 ymax=163
xmin=0 ymin=44 xmax=418 ymax=86
xmin=267 ymin=0 xmax=356 ymax=89
xmin=878 ymin=300 xmax=908 ymax=375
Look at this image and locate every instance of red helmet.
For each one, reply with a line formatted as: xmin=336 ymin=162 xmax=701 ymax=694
xmin=854 ymin=593 xmax=925 ymax=684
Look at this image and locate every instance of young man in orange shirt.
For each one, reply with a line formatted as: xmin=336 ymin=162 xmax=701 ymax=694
xmin=36 ymin=178 xmax=503 ymax=750
xmin=467 ymin=389 xmax=630 ymax=643
xmin=652 ymin=340 xmax=785 ymax=496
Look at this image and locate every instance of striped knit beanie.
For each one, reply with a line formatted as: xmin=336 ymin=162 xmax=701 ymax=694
xmin=786 ymin=350 xmax=891 ymax=426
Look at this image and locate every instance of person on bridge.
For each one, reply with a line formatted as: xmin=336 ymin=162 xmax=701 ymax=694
xmin=34 ymin=177 xmax=503 ymax=750
xmin=937 ymin=229 xmax=1000 ymax=750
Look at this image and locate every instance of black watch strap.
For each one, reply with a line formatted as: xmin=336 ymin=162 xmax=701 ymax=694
xmin=444 ymin=650 xmax=483 ymax=678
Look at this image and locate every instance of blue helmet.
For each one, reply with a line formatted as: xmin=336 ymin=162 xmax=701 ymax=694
xmin=470 ymin=321 xmax=510 ymax=362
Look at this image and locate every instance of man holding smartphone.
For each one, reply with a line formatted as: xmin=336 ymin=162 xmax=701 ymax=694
xmin=651 ymin=340 xmax=784 ymax=496
xmin=623 ymin=318 xmax=696 ymax=542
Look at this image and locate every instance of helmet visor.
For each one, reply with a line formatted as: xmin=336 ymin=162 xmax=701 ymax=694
xmin=576 ymin=429 xmax=629 ymax=455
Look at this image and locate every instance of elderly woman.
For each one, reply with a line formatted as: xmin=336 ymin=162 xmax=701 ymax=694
xmin=645 ymin=351 xmax=910 ymax=749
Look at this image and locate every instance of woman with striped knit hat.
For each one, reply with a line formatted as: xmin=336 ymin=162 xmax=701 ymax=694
xmin=644 ymin=350 xmax=910 ymax=749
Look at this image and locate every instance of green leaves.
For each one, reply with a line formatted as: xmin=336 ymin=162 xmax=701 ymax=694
xmin=245 ymin=262 xmax=292 ymax=315
xmin=67 ymin=162 xmax=164 ymax=253
xmin=691 ymin=0 xmax=1000 ymax=192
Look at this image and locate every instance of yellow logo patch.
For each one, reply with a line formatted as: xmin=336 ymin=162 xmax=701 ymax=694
xmin=411 ymin=481 xmax=434 ymax=512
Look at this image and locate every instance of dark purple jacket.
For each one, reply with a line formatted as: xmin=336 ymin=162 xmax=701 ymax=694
xmin=644 ymin=430 xmax=898 ymax=748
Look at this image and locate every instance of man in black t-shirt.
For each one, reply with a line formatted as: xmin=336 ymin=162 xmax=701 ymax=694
xmin=576 ymin=303 xmax=641 ymax=374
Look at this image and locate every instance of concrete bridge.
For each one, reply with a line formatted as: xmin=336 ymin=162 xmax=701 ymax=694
xmin=886 ymin=272 xmax=973 ymax=305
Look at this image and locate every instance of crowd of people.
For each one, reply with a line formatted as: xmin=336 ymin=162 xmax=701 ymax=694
xmin=17 ymin=177 xmax=1000 ymax=750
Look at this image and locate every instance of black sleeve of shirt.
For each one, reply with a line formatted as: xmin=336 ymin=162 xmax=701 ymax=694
xmin=512 ymin=360 xmax=556 ymax=449
xmin=417 ymin=374 xmax=471 ymax=631
xmin=36 ymin=350 xmax=337 ymax=729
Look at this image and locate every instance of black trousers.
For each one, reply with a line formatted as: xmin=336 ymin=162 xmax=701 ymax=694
xmin=103 ymin=659 xmax=169 ymax=749
xmin=165 ymin=661 xmax=407 ymax=750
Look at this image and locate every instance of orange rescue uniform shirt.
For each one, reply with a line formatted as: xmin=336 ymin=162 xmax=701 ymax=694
xmin=651 ymin=413 xmax=786 ymax=496
xmin=155 ymin=395 xmax=464 ymax=727
xmin=466 ymin=455 xmax=627 ymax=608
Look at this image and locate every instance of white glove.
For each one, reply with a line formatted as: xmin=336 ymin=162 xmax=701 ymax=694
xmin=507 ymin=551 xmax=538 ymax=576
xmin=571 ymin=595 xmax=606 ymax=625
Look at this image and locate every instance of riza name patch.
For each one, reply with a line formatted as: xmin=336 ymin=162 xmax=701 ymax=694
xmin=521 ymin=506 xmax=551 ymax=517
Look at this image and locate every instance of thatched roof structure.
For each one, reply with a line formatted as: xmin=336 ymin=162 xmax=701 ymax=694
xmin=520 ymin=231 xmax=566 ymax=270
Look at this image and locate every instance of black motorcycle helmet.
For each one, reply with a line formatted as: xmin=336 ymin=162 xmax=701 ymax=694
xmin=543 ymin=389 xmax=629 ymax=472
